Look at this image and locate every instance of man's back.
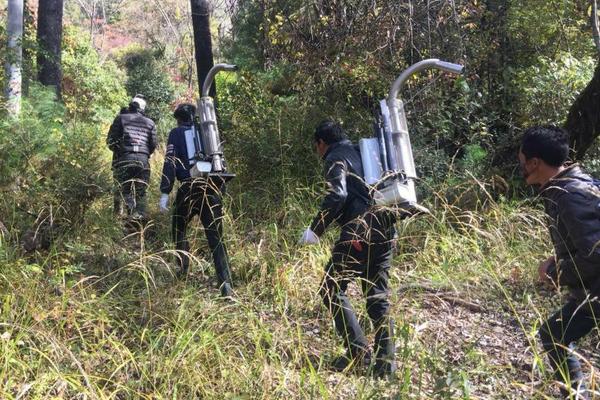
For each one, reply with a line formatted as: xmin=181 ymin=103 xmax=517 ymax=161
xmin=106 ymin=103 xmax=157 ymax=218
xmin=542 ymin=165 xmax=600 ymax=289
xmin=118 ymin=112 xmax=157 ymax=156
xmin=159 ymin=123 xmax=196 ymax=194
xmin=311 ymin=139 xmax=371 ymax=236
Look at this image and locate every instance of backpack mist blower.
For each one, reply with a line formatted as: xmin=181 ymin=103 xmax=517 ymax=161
xmin=360 ymin=59 xmax=464 ymax=209
xmin=185 ymin=63 xmax=238 ymax=181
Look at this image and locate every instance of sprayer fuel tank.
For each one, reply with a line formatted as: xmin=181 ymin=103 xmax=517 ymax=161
xmin=359 ymin=138 xmax=383 ymax=185
xmin=198 ymin=96 xmax=224 ymax=172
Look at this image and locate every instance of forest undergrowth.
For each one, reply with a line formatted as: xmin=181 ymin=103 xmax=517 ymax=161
xmin=4 ymin=0 xmax=600 ymax=397
xmin=1 ymin=150 xmax=598 ymax=399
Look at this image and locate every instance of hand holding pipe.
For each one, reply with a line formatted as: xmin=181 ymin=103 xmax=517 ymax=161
xmin=202 ymin=63 xmax=238 ymax=97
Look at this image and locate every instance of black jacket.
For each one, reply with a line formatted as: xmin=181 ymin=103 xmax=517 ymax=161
xmin=542 ymin=165 xmax=600 ymax=290
xmin=160 ymin=123 xmax=195 ymax=194
xmin=310 ymin=140 xmax=372 ymax=237
xmin=107 ymin=111 xmax=157 ymax=157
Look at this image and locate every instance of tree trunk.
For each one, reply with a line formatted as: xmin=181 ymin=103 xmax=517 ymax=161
xmin=564 ymin=1 xmax=600 ymax=160
xmin=5 ymin=0 xmax=24 ymax=117
xmin=483 ymin=0 xmax=512 ymax=116
xmin=22 ymin=2 xmax=35 ymax=97
xmin=564 ymin=62 xmax=600 ymax=160
xmin=190 ymin=0 xmax=216 ymax=99
xmin=37 ymin=0 xmax=64 ymax=98
xmin=593 ymin=0 xmax=600 ymax=55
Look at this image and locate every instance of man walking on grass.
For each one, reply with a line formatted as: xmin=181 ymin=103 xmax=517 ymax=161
xmin=299 ymin=120 xmax=397 ymax=378
xmin=158 ymin=103 xmax=234 ymax=298
xmin=107 ymin=95 xmax=157 ymax=220
xmin=519 ymin=125 xmax=600 ymax=399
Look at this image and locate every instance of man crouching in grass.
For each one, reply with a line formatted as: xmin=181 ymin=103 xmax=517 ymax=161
xmin=519 ymin=125 xmax=600 ymax=399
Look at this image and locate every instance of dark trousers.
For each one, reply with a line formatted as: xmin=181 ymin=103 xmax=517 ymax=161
xmin=319 ymin=214 xmax=395 ymax=363
xmin=112 ymin=176 xmax=122 ymax=214
xmin=111 ymin=159 xmax=122 ymax=215
xmin=172 ymin=179 xmax=232 ymax=286
xmin=539 ymin=290 xmax=600 ymax=389
xmin=115 ymin=153 xmax=150 ymax=216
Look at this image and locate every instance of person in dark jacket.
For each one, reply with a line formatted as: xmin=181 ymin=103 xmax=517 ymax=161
xmin=107 ymin=95 xmax=157 ymax=219
xmin=300 ymin=120 xmax=397 ymax=377
xmin=159 ymin=103 xmax=233 ymax=297
xmin=519 ymin=125 xmax=600 ymax=398
xmin=110 ymin=106 xmax=129 ymax=216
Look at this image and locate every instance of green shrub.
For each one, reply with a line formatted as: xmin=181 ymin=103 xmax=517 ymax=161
xmin=217 ymin=71 xmax=324 ymax=218
xmin=0 ymin=84 xmax=111 ymax=233
xmin=117 ymin=45 xmax=175 ymax=122
xmin=514 ymin=53 xmax=596 ymax=125
xmin=61 ymin=26 xmax=128 ymax=123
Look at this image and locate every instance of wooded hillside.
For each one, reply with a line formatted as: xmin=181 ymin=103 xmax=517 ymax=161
xmin=1 ymin=1 xmax=599 ymax=398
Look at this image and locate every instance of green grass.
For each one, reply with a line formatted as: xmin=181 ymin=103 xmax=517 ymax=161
xmin=0 ymin=171 xmax=598 ymax=399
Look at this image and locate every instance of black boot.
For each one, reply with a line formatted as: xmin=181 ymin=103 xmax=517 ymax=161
xmin=113 ymin=195 xmax=123 ymax=216
xmin=372 ymin=318 xmax=397 ymax=378
xmin=176 ymin=240 xmax=190 ymax=279
xmin=220 ymin=281 xmax=234 ymax=298
xmin=176 ymin=267 xmax=188 ymax=280
xmin=331 ymin=350 xmax=371 ymax=372
xmin=559 ymin=381 xmax=589 ymax=400
xmin=372 ymin=358 xmax=397 ymax=379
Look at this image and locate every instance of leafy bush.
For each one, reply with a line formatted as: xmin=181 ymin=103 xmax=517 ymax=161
xmin=0 ymin=84 xmax=111 ymax=234
xmin=61 ymin=26 xmax=128 ymax=123
xmin=118 ymin=45 xmax=175 ymax=122
xmin=513 ymin=53 xmax=596 ymax=125
xmin=217 ymin=71 xmax=320 ymax=218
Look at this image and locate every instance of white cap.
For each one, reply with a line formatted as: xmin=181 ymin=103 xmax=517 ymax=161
xmin=131 ymin=95 xmax=147 ymax=112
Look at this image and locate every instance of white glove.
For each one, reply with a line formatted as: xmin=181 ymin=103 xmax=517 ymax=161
xmin=159 ymin=193 xmax=170 ymax=212
xmin=299 ymin=228 xmax=320 ymax=245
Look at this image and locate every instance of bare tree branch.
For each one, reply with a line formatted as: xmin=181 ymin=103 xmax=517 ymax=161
xmin=150 ymin=0 xmax=195 ymax=88
xmin=73 ymin=0 xmax=93 ymax=19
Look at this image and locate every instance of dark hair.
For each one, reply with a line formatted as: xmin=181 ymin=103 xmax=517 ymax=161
xmin=173 ymin=103 xmax=196 ymax=123
xmin=314 ymin=120 xmax=347 ymax=145
xmin=521 ymin=125 xmax=569 ymax=167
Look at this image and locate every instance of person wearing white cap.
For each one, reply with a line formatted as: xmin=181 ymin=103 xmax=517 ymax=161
xmin=107 ymin=94 xmax=157 ymax=220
